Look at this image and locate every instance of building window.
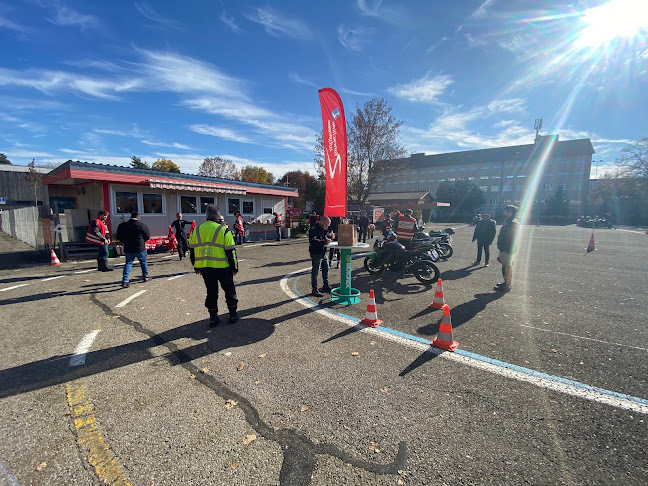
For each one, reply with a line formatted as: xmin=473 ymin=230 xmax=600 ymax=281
xmin=200 ymin=196 xmax=215 ymax=213
xmin=470 ymin=166 xmax=478 ymax=170
xmin=515 ymin=185 xmax=524 ymax=191
xmin=143 ymin=193 xmax=163 ymax=214
xmin=459 ymin=167 xmax=466 ymax=171
xmin=181 ymin=195 xmax=197 ymax=214
xmin=493 ymin=164 xmax=502 ymax=169
xmin=429 ymin=178 xmax=435 ymax=182
xmin=242 ymin=201 xmax=254 ymax=214
xmin=505 ymin=175 xmax=513 ymax=178
xmin=479 ymin=186 xmax=489 ymax=192
xmin=116 ymin=191 xmax=138 ymax=214
xmin=438 ymin=168 xmax=445 ymax=173
xmin=572 ymin=183 xmax=583 ymax=191
xmin=490 ymin=198 xmax=498 ymax=205
xmin=505 ymin=163 xmax=514 ymax=168
xmin=481 ymin=165 xmax=489 ymax=169
xmin=480 ymin=175 xmax=489 ymax=180
xmin=490 ymin=186 xmax=498 ymax=192
xmin=263 ymin=207 xmax=273 ymax=214
xmin=502 ymin=185 xmax=513 ymax=192
xmin=429 ymin=169 xmax=436 ymax=173
xmin=544 ymin=172 xmax=553 ymax=177
xmin=543 ymin=183 xmax=552 ymax=190
xmin=448 ymin=168 xmax=456 ymax=172
xmin=419 ymin=170 xmax=426 ymax=174
xmin=447 ymin=178 xmax=455 ymax=181
xmin=227 ymin=198 xmax=241 ymax=215
xmin=468 ymin=176 xmax=476 ymax=180
xmin=438 ymin=179 xmax=446 ymax=182
xmin=492 ymin=175 xmax=501 ymax=179
xmin=517 ymin=174 xmax=526 ymax=178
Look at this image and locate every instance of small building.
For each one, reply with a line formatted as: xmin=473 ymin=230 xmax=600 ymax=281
xmin=365 ymin=191 xmax=450 ymax=220
xmin=0 ymin=164 xmax=51 ymax=208
xmin=43 ymin=161 xmax=298 ymax=243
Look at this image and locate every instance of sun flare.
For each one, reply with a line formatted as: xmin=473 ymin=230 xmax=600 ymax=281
xmin=576 ymin=0 xmax=648 ymax=48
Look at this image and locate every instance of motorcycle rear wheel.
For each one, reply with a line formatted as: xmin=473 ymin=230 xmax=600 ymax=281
xmin=438 ymin=243 xmax=453 ymax=259
xmin=411 ymin=260 xmax=440 ymax=284
xmin=364 ymin=256 xmax=385 ymax=274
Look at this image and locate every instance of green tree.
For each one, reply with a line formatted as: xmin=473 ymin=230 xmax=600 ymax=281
xmin=151 ymin=158 xmax=181 ymax=173
xmin=546 ymin=186 xmax=569 ymax=217
xmin=198 ymin=156 xmax=239 ymax=179
xmin=0 ymin=153 xmax=11 ymax=164
xmin=314 ymin=97 xmax=407 ymax=205
xmin=305 ymin=175 xmax=326 ymax=214
xmin=24 ymin=159 xmax=42 ymax=206
xmin=130 ymin=156 xmax=150 ymax=170
xmin=240 ymin=165 xmax=274 ymax=184
xmin=435 ymin=179 xmax=483 ymax=217
xmin=275 ymin=170 xmax=320 ymax=209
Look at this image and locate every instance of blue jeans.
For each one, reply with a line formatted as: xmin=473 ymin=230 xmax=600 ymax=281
xmin=123 ymin=250 xmax=148 ymax=283
xmin=310 ymin=253 xmax=329 ymax=289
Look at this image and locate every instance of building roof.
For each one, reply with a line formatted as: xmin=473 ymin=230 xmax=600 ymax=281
xmin=367 ymin=191 xmax=430 ymax=202
xmin=43 ymin=160 xmax=298 ymax=197
xmin=399 ymin=137 xmax=595 ymax=169
xmin=0 ymin=164 xmax=52 ymax=174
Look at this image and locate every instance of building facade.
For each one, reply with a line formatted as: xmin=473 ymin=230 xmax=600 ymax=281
xmin=375 ymin=135 xmax=594 ymax=218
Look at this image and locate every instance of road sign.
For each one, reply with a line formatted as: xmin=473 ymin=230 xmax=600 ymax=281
xmin=0 ymin=197 xmax=6 ymax=205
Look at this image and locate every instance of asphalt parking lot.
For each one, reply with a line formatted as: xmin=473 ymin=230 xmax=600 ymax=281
xmin=0 ymin=224 xmax=646 ymax=485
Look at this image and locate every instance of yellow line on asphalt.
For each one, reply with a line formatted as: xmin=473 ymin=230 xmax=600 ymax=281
xmin=66 ymin=378 xmax=131 ymax=486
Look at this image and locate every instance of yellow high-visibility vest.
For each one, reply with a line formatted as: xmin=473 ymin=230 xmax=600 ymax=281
xmin=188 ymin=221 xmax=237 ymax=269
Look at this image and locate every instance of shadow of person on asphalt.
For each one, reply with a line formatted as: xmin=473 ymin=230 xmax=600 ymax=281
xmin=438 ymin=265 xmax=482 ymax=282
xmin=417 ymin=291 xmax=506 ymax=336
xmin=255 ymin=258 xmax=311 ymax=268
xmin=398 ymin=348 xmax=442 ymax=377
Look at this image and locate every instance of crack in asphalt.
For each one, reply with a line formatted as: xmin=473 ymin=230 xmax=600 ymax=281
xmin=89 ymin=294 xmax=408 ymax=485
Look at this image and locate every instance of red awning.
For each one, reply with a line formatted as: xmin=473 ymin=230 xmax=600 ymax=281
xmin=146 ymin=179 xmax=246 ymax=195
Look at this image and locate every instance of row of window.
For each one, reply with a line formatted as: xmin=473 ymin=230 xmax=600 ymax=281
xmin=114 ymin=192 xmax=269 ymax=216
xmin=389 ymin=173 xmax=588 ymax=186
xmin=405 ymin=159 xmax=588 ymax=175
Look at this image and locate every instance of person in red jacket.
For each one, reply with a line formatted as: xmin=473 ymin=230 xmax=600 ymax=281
xmin=233 ymin=211 xmax=245 ymax=245
xmin=85 ymin=210 xmax=113 ymax=271
xmin=273 ymin=213 xmax=283 ymax=241
xmin=395 ymin=209 xmax=417 ymax=248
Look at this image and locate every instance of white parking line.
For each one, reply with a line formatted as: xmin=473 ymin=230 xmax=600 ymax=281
xmin=519 ymin=324 xmax=647 ymax=351
xmin=115 ymin=290 xmax=147 ymax=308
xmin=0 ymin=284 xmax=29 ymax=292
xmin=167 ymin=274 xmax=186 ymax=280
xmin=41 ymin=276 xmax=66 ymax=281
xmin=74 ymin=269 xmax=95 ymax=274
xmin=69 ymin=329 xmax=101 ymax=367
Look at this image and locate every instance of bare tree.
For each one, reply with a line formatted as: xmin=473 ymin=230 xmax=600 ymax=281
xmin=615 ymin=137 xmax=648 ymax=179
xmin=25 ymin=158 xmax=42 ymax=206
xmin=198 ymin=156 xmax=239 ymax=179
xmin=314 ymin=97 xmax=407 ymax=205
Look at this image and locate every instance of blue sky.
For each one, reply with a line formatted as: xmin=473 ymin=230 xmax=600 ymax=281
xmin=1 ymin=0 xmax=647 ymax=179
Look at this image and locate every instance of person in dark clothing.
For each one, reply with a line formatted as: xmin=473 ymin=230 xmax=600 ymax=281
xmin=327 ymin=216 xmax=340 ymax=267
xmin=170 ymin=212 xmax=192 ymax=260
xmin=358 ymin=212 xmax=369 ymax=243
xmin=471 ymin=213 xmax=497 ymax=266
xmin=495 ymin=205 xmax=520 ymax=293
xmin=309 ymin=212 xmax=319 ymax=228
xmin=309 ymin=215 xmax=332 ymax=297
xmin=116 ymin=212 xmax=151 ymax=288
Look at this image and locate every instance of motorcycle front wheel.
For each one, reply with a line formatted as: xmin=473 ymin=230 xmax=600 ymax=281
xmin=411 ymin=260 xmax=440 ymax=284
xmin=364 ymin=256 xmax=385 ymax=274
xmin=438 ymin=243 xmax=453 ymax=259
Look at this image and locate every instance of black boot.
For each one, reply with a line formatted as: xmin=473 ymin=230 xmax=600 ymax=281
xmin=229 ymin=310 xmax=239 ymax=324
xmin=208 ymin=309 xmax=220 ymax=327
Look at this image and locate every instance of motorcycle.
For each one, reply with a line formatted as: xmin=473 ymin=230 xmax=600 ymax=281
xmin=363 ymin=237 xmax=440 ymax=284
xmin=413 ymin=225 xmax=454 ymax=259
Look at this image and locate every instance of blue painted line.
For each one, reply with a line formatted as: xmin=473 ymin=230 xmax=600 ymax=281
xmin=291 ymin=271 xmax=648 ymax=407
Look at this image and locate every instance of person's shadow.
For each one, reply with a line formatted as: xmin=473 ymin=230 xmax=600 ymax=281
xmin=417 ymin=291 xmax=506 ymax=335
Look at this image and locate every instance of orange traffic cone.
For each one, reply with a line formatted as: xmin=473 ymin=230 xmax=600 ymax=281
xmin=429 ymin=278 xmax=446 ymax=309
xmin=431 ymin=304 xmax=458 ymax=352
xmin=586 ymin=233 xmax=595 ymax=253
xmin=360 ymin=289 xmax=382 ymax=327
xmin=50 ymin=249 xmax=61 ymax=266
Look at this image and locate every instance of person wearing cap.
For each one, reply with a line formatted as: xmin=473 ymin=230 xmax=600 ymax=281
xmin=495 ymin=205 xmax=520 ymax=293
xmin=395 ymin=209 xmax=417 ymax=247
xmin=116 ymin=212 xmax=151 ymax=288
xmin=189 ymin=205 xmax=239 ymax=326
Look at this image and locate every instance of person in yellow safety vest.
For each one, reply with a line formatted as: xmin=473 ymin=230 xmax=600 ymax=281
xmin=188 ymin=204 xmax=239 ymax=327
xmin=85 ymin=210 xmax=113 ymax=271
xmin=395 ymin=209 xmax=417 ymax=248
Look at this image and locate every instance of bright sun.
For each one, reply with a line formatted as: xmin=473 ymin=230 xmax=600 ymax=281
xmin=576 ymin=0 xmax=648 ymax=48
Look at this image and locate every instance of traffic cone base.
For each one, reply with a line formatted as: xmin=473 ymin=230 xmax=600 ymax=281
xmin=429 ymin=278 xmax=445 ymax=309
xmin=586 ymin=233 xmax=595 ymax=253
xmin=50 ymin=249 xmax=61 ymax=266
xmin=360 ymin=289 xmax=383 ymax=327
xmin=431 ymin=304 xmax=458 ymax=352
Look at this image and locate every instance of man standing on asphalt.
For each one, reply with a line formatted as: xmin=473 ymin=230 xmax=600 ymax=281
xmin=85 ymin=210 xmax=113 ymax=272
xmin=395 ymin=209 xmax=417 ymax=248
xmin=358 ymin=211 xmax=369 ymax=243
xmin=170 ymin=212 xmax=192 ymax=260
xmin=189 ymin=205 xmax=239 ymax=327
xmin=116 ymin=212 xmax=151 ymax=288
xmin=472 ymin=213 xmax=497 ymax=267
xmin=495 ymin=205 xmax=520 ymax=293
xmin=309 ymin=215 xmax=332 ymax=297
xmin=273 ymin=212 xmax=283 ymax=241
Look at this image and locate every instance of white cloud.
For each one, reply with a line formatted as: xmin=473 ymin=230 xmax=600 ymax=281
xmin=244 ymin=7 xmax=311 ymax=39
xmin=46 ymin=2 xmax=97 ymax=30
xmin=356 ymin=0 xmax=383 ymax=17
xmin=289 ymin=72 xmax=318 ymax=89
xmin=337 ymin=25 xmax=373 ymax=53
xmin=487 ymin=98 xmax=526 ymax=113
xmin=0 ymin=15 xmax=29 ymax=33
xmin=134 ymin=2 xmax=181 ymax=29
xmin=189 ymin=124 xmax=252 ymax=144
xmin=465 ymin=33 xmax=487 ymax=48
xmin=473 ymin=0 xmax=495 ymax=18
xmin=220 ymin=12 xmax=242 ymax=33
xmin=388 ymin=74 xmax=453 ymax=104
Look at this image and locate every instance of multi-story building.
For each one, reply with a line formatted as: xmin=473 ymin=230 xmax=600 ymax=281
xmin=375 ymin=135 xmax=594 ymax=218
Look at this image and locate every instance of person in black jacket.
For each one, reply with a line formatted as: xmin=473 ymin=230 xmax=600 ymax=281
xmin=495 ymin=205 xmax=520 ymax=293
xmin=170 ymin=212 xmax=192 ymax=260
xmin=471 ymin=213 xmax=497 ymax=266
xmin=309 ymin=215 xmax=332 ymax=297
xmin=116 ymin=212 xmax=151 ymax=288
xmin=358 ymin=212 xmax=369 ymax=243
